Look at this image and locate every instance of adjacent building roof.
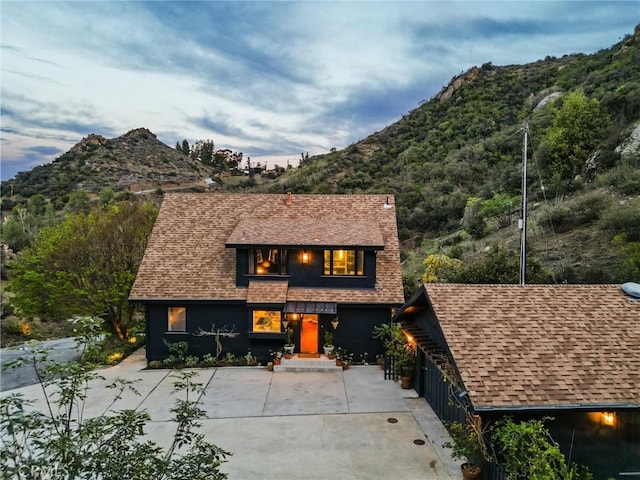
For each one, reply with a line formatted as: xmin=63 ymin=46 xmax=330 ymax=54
xmin=129 ymin=193 xmax=404 ymax=304
xmin=408 ymin=284 xmax=640 ymax=410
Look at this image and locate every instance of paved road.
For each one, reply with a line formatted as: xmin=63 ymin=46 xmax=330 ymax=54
xmin=1 ymin=350 xmax=461 ymax=479
xmin=0 ymin=337 xmax=81 ymax=391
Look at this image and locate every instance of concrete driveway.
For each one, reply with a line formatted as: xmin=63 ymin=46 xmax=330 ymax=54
xmin=1 ymin=349 xmax=460 ymax=479
xmin=0 ymin=337 xmax=82 ymax=391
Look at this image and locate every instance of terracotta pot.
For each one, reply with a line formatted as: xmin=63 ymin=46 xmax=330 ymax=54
xmin=267 ymin=364 xmax=274 ymax=371
xmin=342 ymin=364 xmax=349 ymax=370
xmin=461 ymin=463 xmax=481 ymax=480
xmin=284 ymin=353 xmax=292 ymax=359
xmin=400 ymin=376 xmax=412 ymax=389
xmin=336 ymin=359 xmax=343 ymax=367
xmin=274 ymin=358 xmax=281 ymax=365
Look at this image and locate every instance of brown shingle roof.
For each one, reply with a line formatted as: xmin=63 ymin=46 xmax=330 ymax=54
xmin=424 ymin=284 xmax=640 ymax=410
xmin=129 ymin=193 xmax=403 ymax=304
xmin=246 ymin=281 xmax=288 ymax=304
xmin=226 ymin=218 xmax=384 ymax=248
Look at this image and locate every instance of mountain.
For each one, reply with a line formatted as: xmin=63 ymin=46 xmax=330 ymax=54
xmin=230 ymin=25 xmax=640 ymax=285
xmin=2 ymin=27 xmax=639 ymax=286
xmin=1 ymin=128 xmax=214 ymax=205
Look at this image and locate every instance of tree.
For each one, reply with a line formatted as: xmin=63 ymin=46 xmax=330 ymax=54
xmin=190 ymin=140 xmax=214 ymax=166
xmin=65 ymin=190 xmax=92 ymax=214
xmin=546 ymin=91 xmax=610 ymax=182
xmin=9 ymin=201 xmax=158 ymax=339
xmin=422 ymin=253 xmax=463 ymax=283
xmin=479 ymin=192 xmax=520 ymax=229
xmin=1 ymin=321 xmax=230 ymax=479
xmin=452 ymin=245 xmax=552 ymax=284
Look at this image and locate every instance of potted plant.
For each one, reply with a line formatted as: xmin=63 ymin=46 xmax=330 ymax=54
xmin=395 ymin=346 xmax=415 ymax=389
xmin=323 ymin=330 xmax=335 ymax=357
xmin=283 ymin=327 xmax=295 ymax=359
xmin=490 ymin=417 xmax=592 ymax=479
xmin=341 ymin=351 xmax=354 ymax=370
xmin=334 ymin=347 xmax=344 ymax=367
xmin=270 ymin=349 xmax=282 ymax=365
xmin=443 ymin=421 xmax=483 ymax=480
xmin=267 ymin=361 xmax=274 ymax=371
xmin=376 ymin=354 xmax=385 ymax=370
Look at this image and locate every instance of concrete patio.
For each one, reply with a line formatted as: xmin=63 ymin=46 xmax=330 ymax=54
xmin=1 ymin=349 xmax=460 ymax=479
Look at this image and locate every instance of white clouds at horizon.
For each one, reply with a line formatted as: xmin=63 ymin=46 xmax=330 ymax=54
xmin=1 ymin=1 xmax=637 ymax=180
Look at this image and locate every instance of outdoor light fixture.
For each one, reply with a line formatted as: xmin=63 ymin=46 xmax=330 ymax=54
xmin=458 ymin=390 xmax=469 ymax=398
xmin=301 ymin=250 xmax=309 ymax=264
xmin=331 ymin=318 xmax=339 ymax=330
xmin=602 ymin=412 xmax=616 ymax=426
xmin=282 ymin=319 xmax=289 ymax=329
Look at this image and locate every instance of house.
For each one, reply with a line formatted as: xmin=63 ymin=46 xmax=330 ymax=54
xmin=129 ymin=193 xmax=404 ymax=364
xmin=393 ymin=283 xmax=640 ymax=479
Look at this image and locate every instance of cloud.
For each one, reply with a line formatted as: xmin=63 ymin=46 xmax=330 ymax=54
xmin=1 ymin=0 xmax=637 ymax=181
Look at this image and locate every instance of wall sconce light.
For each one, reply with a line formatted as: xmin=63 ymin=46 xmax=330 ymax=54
xmin=601 ymin=412 xmax=616 ymax=426
xmin=282 ymin=319 xmax=289 ymax=329
xmin=301 ymin=250 xmax=309 ymax=264
xmin=331 ymin=317 xmax=339 ymax=330
xmin=288 ymin=312 xmax=303 ymax=322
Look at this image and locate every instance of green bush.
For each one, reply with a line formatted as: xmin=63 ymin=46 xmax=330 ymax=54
xmin=544 ymin=190 xmax=610 ymax=233
xmin=599 ymin=198 xmax=640 ymax=241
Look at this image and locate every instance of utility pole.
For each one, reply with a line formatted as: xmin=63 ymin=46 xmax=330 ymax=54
xmin=519 ymin=120 xmax=528 ymax=286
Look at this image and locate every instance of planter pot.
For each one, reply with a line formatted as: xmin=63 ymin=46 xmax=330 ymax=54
xmin=342 ymin=364 xmax=349 ymax=370
xmin=323 ymin=345 xmax=335 ymax=356
xmin=461 ymin=463 xmax=481 ymax=480
xmin=336 ymin=359 xmax=343 ymax=367
xmin=274 ymin=358 xmax=281 ymax=365
xmin=400 ymin=376 xmax=412 ymax=389
xmin=267 ymin=363 xmax=274 ymax=371
xmin=327 ymin=354 xmax=335 ymax=360
xmin=284 ymin=345 xmax=294 ymax=359
xmin=379 ymin=361 xmax=385 ymax=370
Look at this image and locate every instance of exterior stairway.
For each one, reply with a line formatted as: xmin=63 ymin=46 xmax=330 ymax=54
xmin=273 ymin=354 xmax=343 ymax=372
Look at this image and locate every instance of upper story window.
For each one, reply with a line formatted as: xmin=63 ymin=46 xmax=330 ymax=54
xmin=249 ymin=249 xmax=288 ymax=275
xmin=324 ymin=249 xmax=364 ymax=276
xmin=168 ymin=306 xmax=186 ymax=331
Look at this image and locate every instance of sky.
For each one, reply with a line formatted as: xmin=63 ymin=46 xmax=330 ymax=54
xmin=1 ymin=1 xmax=638 ymax=181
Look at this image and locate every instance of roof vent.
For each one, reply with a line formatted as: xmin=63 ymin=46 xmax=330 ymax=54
xmin=621 ymin=282 xmax=640 ymax=301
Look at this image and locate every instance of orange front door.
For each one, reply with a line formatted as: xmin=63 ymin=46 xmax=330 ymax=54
xmin=300 ymin=315 xmax=319 ymax=353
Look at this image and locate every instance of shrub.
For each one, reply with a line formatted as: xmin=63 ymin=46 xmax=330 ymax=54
xmin=599 ymin=198 xmax=640 ymax=241
xmin=1 ymin=343 xmax=230 ymax=479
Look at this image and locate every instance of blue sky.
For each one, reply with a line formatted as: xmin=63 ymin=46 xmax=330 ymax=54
xmin=1 ymin=1 xmax=638 ymax=181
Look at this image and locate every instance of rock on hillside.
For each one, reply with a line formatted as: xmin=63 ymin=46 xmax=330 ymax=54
xmin=2 ymin=128 xmax=214 ymax=199
xmin=68 ymin=128 xmax=214 ymax=191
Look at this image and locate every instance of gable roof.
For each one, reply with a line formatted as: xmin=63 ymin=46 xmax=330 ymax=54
xmin=415 ymin=284 xmax=640 ymax=410
xmin=129 ymin=193 xmax=403 ymax=304
xmin=226 ymin=218 xmax=384 ymax=248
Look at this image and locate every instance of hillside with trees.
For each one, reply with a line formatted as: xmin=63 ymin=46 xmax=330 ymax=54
xmin=1 ymin=27 xmax=639 ymax=346
xmin=236 ymin=26 xmax=640 ymax=290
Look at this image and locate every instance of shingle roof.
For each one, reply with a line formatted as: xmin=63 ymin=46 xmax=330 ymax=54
xmin=246 ymin=281 xmax=288 ymax=304
xmin=129 ymin=193 xmax=404 ymax=304
xmin=424 ymin=283 xmax=640 ymax=410
xmin=226 ymin=218 xmax=384 ymax=248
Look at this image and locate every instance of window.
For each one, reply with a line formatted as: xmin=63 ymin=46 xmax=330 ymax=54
xmin=249 ymin=249 xmax=288 ymax=275
xmin=252 ymin=310 xmax=282 ymax=333
xmin=323 ymin=249 xmax=364 ymax=276
xmin=168 ymin=307 xmax=186 ymax=331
